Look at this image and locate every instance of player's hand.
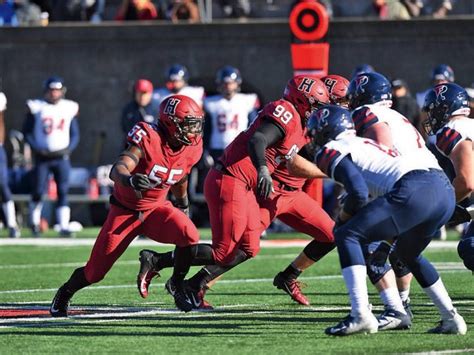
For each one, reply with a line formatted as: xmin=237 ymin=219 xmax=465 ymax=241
xmin=447 ymin=205 xmax=472 ymax=227
xmin=128 ymin=174 xmax=153 ymax=191
xmin=257 ymin=166 xmax=274 ymax=199
xmin=173 ymin=196 xmax=190 ymax=216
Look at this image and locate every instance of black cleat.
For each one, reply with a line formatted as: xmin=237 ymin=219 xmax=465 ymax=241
xmin=50 ymin=286 xmax=73 ymax=317
xmin=137 ymin=249 xmax=161 ymax=298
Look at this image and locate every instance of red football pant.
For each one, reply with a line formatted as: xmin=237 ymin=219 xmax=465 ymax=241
xmin=258 ymin=185 xmax=335 ymax=242
xmin=204 ymin=168 xmax=261 ymax=265
xmin=84 ymin=202 xmax=199 ymax=284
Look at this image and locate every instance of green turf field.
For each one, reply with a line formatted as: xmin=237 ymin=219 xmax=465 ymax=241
xmin=0 ymin=230 xmax=473 ymax=354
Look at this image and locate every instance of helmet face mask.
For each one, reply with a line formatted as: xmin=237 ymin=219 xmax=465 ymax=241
xmin=44 ymin=76 xmax=66 ymax=104
xmin=216 ymin=66 xmax=242 ymax=97
xmin=422 ymin=83 xmax=470 ymax=135
xmin=159 ymin=95 xmax=204 ymax=146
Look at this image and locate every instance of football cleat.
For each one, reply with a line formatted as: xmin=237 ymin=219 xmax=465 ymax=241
xmin=50 ymin=286 xmax=73 ymax=317
xmin=31 ymin=225 xmax=41 ymax=238
xmin=8 ymin=227 xmax=20 ymax=239
xmin=59 ymin=229 xmax=75 ymax=238
xmin=166 ymin=279 xmax=213 ymax=310
xmin=377 ymin=308 xmax=412 ymax=331
xmin=325 ymin=312 xmax=379 ymax=336
xmin=273 ymin=272 xmax=310 ymax=306
xmin=173 ymin=285 xmax=194 ymax=313
xmin=137 ymin=249 xmax=161 ymax=298
xmin=403 ymin=298 xmax=414 ymax=320
xmin=428 ymin=309 xmax=467 ymax=335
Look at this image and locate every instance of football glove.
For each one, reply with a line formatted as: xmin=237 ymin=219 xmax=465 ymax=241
xmin=129 ymin=174 xmax=153 ymax=191
xmin=447 ymin=204 xmax=472 ymax=227
xmin=257 ymin=166 xmax=273 ymax=199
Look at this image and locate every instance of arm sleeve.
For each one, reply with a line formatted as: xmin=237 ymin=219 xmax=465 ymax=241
xmin=247 ymin=119 xmax=285 ymax=168
xmin=68 ymin=118 xmax=80 ymax=152
xmin=333 ymin=156 xmax=369 ymax=216
xmin=23 ymin=111 xmax=41 ymax=151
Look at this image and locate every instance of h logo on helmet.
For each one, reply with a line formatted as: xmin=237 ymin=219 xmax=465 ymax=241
xmin=434 ymin=85 xmax=448 ymax=100
xmin=163 ymin=98 xmax=181 ymax=115
xmin=298 ymin=78 xmax=316 ymax=93
xmin=324 ymin=78 xmax=337 ymax=93
xmin=355 ymin=76 xmax=369 ymax=93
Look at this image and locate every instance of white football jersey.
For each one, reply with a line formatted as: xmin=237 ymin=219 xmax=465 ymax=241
xmin=317 ymin=131 xmax=435 ymax=198
xmin=434 ymin=116 xmax=474 ymax=157
xmin=204 ymin=93 xmax=259 ymax=150
xmin=27 ymin=98 xmax=79 ymax=152
xmin=353 ymin=103 xmax=441 ymax=170
xmin=0 ymin=92 xmax=6 ymax=112
xmin=153 ymin=86 xmax=205 ymax=108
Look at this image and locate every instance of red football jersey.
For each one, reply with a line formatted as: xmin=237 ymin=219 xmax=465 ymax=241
xmin=113 ymin=122 xmax=203 ymax=211
xmin=221 ymin=99 xmax=306 ymax=188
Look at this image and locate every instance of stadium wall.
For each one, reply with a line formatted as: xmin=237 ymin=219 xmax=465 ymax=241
xmin=0 ymin=18 xmax=473 ymax=166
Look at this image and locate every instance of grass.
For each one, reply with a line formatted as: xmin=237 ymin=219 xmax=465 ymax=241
xmin=0 ymin=229 xmax=472 ymax=354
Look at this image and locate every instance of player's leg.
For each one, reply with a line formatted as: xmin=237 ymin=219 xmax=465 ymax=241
xmin=50 ymin=205 xmax=142 ymax=317
xmin=457 ymin=221 xmax=474 ymax=272
xmin=29 ymin=160 xmax=49 ymax=236
xmin=52 ymin=157 xmax=72 ymax=237
xmin=0 ymin=145 xmax=19 ymax=238
xmin=272 ymin=191 xmax=335 ymax=305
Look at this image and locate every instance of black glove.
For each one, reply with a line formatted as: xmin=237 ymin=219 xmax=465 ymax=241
xmin=173 ymin=195 xmax=190 ymax=216
xmin=447 ymin=204 xmax=472 ymax=227
xmin=128 ymin=174 xmax=153 ymax=191
xmin=257 ymin=166 xmax=273 ymax=199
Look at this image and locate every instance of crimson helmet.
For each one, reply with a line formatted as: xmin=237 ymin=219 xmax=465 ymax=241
xmin=322 ymin=74 xmax=350 ymax=107
xmin=283 ymin=75 xmax=330 ymax=121
xmin=159 ymin=95 xmax=204 ymax=146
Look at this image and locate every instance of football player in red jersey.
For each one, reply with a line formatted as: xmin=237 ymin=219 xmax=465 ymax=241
xmin=137 ymin=76 xmax=336 ymax=310
xmin=50 ymin=95 xmax=214 ymax=316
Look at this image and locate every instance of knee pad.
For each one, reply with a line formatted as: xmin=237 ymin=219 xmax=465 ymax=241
xmin=458 ymin=236 xmax=474 ymax=272
xmin=389 ymin=247 xmax=411 ymax=278
xmin=303 ymin=240 xmax=336 ymax=262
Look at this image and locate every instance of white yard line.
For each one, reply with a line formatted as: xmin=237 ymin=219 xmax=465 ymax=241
xmin=407 ymin=350 xmax=474 ymax=355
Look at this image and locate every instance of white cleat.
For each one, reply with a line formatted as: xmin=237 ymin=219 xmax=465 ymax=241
xmin=326 ymin=312 xmax=378 ymax=336
xmin=377 ymin=308 xmax=411 ymax=331
xmin=428 ymin=309 xmax=467 ymax=335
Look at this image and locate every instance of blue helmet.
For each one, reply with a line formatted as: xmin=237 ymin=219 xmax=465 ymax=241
xmin=431 ymin=64 xmax=454 ymax=83
xmin=43 ymin=76 xmax=66 ymax=91
xmin=422 ymin=83 xmax=470 ymax=135
xmin=216 ymin=65 xmax=242 ymax=85
xmin=347 ymin=72 xmax=392 ymax=110
xmin=307 ymin=105 xmax=354 ymax=147
xmin=350 ymin=64 xmax=374 ymax=79
xmin=458 ymin=233 xmax=474 ymax=272
xmin=166 ymin=64 xmax=189 ymax=82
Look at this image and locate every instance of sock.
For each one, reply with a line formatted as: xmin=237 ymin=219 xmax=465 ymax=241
xmin=379 ymin=287 xmax=406 ymax=314
xmin=188 ymin=267 xmax=214 ymax=290
xmin=64 ymin=267 xmax=91 ymax=294
xmin=2 ymin=200 xmax=17 ymax=228
xmin=342 ymin=265 xmax=371 ymax=317
xmin=423 ymin=278 xmax=455 ymax=320
xmin=399 ymin=289 xmax=410 ymax=303
xmin=57 ymin=206 xmax=70 ymax=230
xmin=30 ymin=201 xmax=43 ymax=226
xmin=281 ymin=263 xmax=302 ymax=280
xmin=155 ymin=251 xmax=174 ymax=269
xmin=171 ymin=246 xmax=194 ymax=285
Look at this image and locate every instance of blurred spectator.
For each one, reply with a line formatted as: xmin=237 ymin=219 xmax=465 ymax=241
xmin=203 ymin=65 xmax=259 ymax=162
xmin=375 ymin=0 xmax=412 ymax=19
xmin=120 ymin=79 xmax=158 ymax=137
xmin=401 ymin=0 xmax=423 ymax=16
xmin=420 ymin=0 xmax=455 ymax=17
xmin=416 ymin=63 xmax=454 ymax=108
xmin=166 ymin=0 xmax=200 ymax=22
xmin=153 ymin=64 xmax=205 ymax=108
xmin=15 ymin=0 xmax=42 ymax=25
xmin=390 ymin=78 xmax=420 ymax=126
xmin=51 ymin=0 xmax=100 ymax=21
xmin=115 ymin=0 xmax=158 ymax=21
xmin=0 ymin=0 xmax=19 ymax=26
xmin=219 ymin=0 xmax=251 ymax=18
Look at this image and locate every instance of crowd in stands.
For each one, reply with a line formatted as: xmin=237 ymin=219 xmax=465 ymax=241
xmin=1 ymin=0 xmax=474 ymax=26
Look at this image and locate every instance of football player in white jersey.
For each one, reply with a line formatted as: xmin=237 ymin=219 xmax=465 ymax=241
xmin=152 ymin=64 xmax=205 ymax=108
xmin=422 ymin=83 xmax=474 ymax=273
xmin=0 ymin=89 xmax=20 ymax=238
xmin=23 ymin=77 xmax=80 ymax=237
xmin=203 ymin=65 xmax=260 ymax=162
xmin=292 ymin=105 xmax=466 ymax=336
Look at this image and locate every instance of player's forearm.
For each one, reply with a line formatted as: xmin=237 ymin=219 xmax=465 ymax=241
xmin=170 ymin=176 xmax=188 ymax=200
xmin=248 ymin=131 xmax=268 ymax=168
xmin=453 ymin=177 xmax=474 ymax=202
xmin=287 ymin=155 xmax=326 ymax=179
xmin=109 ymin=163 xmax=133 ymax=187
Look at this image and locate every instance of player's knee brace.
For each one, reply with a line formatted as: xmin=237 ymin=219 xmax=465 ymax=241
xmin=389 ymin=248 xmax=411 ymax=278
xmin=303 ymin=240 xmax=336 ymax=262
